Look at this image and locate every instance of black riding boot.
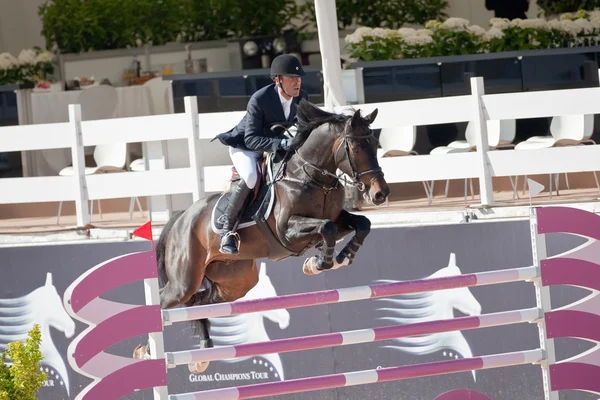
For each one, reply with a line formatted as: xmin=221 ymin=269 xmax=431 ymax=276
xmin=220 ymin=180 xmax=252 ymax=255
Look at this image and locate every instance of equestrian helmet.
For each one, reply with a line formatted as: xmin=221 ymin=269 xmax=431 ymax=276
xmin=270 ymin=54 xmax=305 ymax=77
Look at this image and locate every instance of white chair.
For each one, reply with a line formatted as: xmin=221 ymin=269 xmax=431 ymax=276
xmin=376 ymin=126 xmax=435 ymax=205
xmin=448 ymin=119 xmax=516 ymax=151
xmin=57 ymin=85 xmax=124 ymax=224
xmin=513 ymin=114 xmax=599 ymax=198
xmin=128 ymin=157 xmax=146 ymax=219
xmin=430 ymin=119 xmax=516 ymax=202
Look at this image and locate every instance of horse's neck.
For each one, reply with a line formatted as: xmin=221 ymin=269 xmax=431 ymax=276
xmin=290 ymin=128 xmax=339 ymax=174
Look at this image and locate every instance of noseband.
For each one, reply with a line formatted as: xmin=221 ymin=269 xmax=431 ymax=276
xmin=334 ymin=127 xmax=384 ymax=192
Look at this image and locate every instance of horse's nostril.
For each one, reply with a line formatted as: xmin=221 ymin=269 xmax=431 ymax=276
xmin=375 ymin=192 xmax=384 ymax=202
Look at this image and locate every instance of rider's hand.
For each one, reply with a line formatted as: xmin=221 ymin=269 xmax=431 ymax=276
xmin=279 ymin=138 xmax=292 ymax=151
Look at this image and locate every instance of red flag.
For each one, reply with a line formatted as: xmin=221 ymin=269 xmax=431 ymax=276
xmin=133 ymin=221 xmax=153 ymax=243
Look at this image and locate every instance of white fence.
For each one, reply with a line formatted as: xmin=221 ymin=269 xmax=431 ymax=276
xmin=1 ymin=76 xmax=600 ymax=227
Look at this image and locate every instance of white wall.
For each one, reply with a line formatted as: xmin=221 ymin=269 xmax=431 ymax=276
xmin=62 ymin=45 xmax=235 ymax=84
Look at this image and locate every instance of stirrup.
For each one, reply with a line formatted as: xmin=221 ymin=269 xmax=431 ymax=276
xmin=220 ymin=231 xmax=241 ymax=254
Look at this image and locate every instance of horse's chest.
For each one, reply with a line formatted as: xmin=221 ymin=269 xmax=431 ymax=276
xmin=291 ymin=187 xmax=345 ymax=219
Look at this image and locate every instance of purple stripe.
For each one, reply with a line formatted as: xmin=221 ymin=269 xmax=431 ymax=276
xmin=541 ymin=258 xmax=600 ymax=292
xmin=74 ymin=305 xmax=163 ymax=368
xmin=237 ymin=374 xmax=347 ymax=399
xmin=78 ymin=359 xmax=167 ymax=400
xmin=372 ymin=274 xmax=478 ymax=298
xmin=229 ymin=274 xmax=482 ymax=316
xmin=536 ymin=206 xmax=600 ymax=240
xmin=199 ymin=356 xmax=487 ymax=399
xmin=231 ymin=290 xmax=340 ymax=315
xmin=235 ymin=333 xmax=343 ymax=358
xmin=550 ymin=362 xmax=600 ymax=393
xmin=374 ymin=315 xmax=481 ymax=341
xmin=377 ymin=357 xmax=484 ymax=382
xmin=208 ymin=311 xmax=532 ymax=363
xmin=193 ymin=351 xmax=539 ymax=400
xmin=545 ymin=310 xmax=600 ymax=342
xmin=225 ymin=315 xmax=483 ymax=361
xmin=69 ymin=251 xmax=157 ymax=313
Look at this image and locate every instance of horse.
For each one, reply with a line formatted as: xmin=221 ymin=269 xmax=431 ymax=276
xmin=133 ymin=100 xmax=390 ymax=373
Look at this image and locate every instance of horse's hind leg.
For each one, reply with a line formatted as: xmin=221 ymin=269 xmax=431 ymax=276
xmin=185 ymin=288 xmax=216 ymax=374
xmin=204 ymin=259 xmax=260 ymax=302
xmin=185 ymin=259 xmax=259 ymax=374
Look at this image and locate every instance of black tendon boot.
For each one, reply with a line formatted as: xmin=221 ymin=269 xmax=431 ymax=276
xmin=220 ymin=180 xmax=252 ymax=254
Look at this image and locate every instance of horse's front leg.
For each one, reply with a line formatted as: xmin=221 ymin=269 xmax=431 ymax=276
xmin=285 ymin=216 xmax=337 ymax=275
xmin=331 ymin=209 xmax=371 ymax=270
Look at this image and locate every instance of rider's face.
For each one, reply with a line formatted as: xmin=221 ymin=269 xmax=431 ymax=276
xmin=278 ymin=75 xmax=301 ymax=98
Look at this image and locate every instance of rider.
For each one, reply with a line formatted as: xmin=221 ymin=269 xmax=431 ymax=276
xmin=213 ymin=54 xmax=309 ymax=255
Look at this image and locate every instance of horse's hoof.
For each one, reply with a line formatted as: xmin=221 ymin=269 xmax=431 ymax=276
xmin=188 ymin=361 xmax=210 ymax=374
xmin=133 ymin=344 xmax=150 ymax=360
xmin=331 ymin=255 xmax=351 ymax=270
xmin=303 ymin=256 xmax=322 ymax=275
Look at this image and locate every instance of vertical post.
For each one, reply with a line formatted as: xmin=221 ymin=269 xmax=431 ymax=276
xmin=185 ymin=96 xmax=204 ymax=202
xmin=68 ymin=104 xmax=90 ymax=227
xmin=314 ymin=0 xmax=347 ymax=110
xmin=144 ymin=276 xmax=168 ymax=400
xmin=144 ymin=140 xmax=173 ymax=222
xmin=15 ymin=88 xmax=34 ymax=176
xmin=529 ymin=207 xmax=558 ymax=400
xmin=470 ymin=77 xmax=494 ymax=206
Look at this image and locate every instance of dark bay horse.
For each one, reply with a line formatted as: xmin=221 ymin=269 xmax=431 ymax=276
xmin=133 ymin=100 xmax=390 ymax=372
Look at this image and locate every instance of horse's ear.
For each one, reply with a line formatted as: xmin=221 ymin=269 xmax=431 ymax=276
xmin=45 ymin=272 xmax=52 ymax=286
xmin=365 ymin=108 xmax=378 ymax=124
xmin=350 ymin=109 xmax=362 ymax=128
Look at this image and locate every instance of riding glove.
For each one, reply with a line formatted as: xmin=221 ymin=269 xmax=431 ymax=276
xmin=279 ymin=138 xmax=293 ymax=151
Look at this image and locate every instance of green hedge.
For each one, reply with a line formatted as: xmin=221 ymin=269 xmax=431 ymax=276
xmin=38 ymin=0 xmax=449 ymax=54
xmin=537 ymin=0 xmax=600 ymax=15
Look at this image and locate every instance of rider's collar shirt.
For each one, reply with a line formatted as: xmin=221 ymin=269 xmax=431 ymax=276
xmin=275 ymin=85 xmax=293 ymax=120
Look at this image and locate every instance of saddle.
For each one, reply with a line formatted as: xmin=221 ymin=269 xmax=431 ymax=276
xmin=211 ymin=154 xmax=276 ymax=234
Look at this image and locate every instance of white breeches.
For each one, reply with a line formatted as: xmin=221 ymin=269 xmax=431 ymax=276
xmin=229 ymin=147 xmax=261 ymax=189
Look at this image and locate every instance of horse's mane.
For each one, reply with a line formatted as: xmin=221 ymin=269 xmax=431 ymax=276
xmin=294 ymin=100 xmax=352 ymax=147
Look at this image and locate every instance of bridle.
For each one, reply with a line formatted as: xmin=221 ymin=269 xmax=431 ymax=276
xmin=289 ymin=123 xmax=384 ymax=194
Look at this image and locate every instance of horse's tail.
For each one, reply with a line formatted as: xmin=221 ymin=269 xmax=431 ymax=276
xmin=155 ymin=210 xmax=185 ymax=289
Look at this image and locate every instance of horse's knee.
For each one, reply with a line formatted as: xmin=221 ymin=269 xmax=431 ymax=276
xmin=355 ymin=215 xmax=371 ymax=234
xmin=319 ymin=221 xmax=337 ymax=239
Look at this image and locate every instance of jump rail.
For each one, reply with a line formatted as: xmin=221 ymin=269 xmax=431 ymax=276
xmin=162 ymin=265 xmax=538 ymax=324
xmin=63 ymin=205 xmax=600 ymax=400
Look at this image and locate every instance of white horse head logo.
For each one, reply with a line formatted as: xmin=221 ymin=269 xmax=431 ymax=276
xmin=0 ymin=273 xmax=76 ymax=394
xmin=208 ymin=263 xmax=290 ymax=379
xmin=373 ymin=253 xmax=482 ymax=380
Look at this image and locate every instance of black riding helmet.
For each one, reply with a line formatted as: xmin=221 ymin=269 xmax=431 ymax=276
xmin=270 ymin=54 xmax=306 ymax=78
